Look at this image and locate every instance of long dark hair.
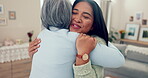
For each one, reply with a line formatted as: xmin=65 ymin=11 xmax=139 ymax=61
xmin=72 ymin=0 xmax=108 ymax=45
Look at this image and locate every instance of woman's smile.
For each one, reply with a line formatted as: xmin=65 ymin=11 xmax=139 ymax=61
xmin=70 ymin=24 xmax=81 ymax=29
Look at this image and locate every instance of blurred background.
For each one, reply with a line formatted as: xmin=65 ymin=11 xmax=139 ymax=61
xmin=0 ymin=0 xmax=148 ymax=78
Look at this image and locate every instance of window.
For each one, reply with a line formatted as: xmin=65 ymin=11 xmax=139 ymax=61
xmin=40 ymin=0 xmax=44 ymax=8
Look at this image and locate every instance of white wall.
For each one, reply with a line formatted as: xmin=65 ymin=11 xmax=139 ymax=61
xmin=69 ymin=0 xmax=75 ymax=4
xmin=110 ymin=0 xmax=124 ymax=30
xmin=111 ymin=0 xmax=148 ymax=31
xmin=0 ymin=0 xmax=41 ymax=43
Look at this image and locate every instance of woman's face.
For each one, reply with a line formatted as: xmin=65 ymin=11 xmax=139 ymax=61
xmin=70 ymin=2 xmax=94 ymax=33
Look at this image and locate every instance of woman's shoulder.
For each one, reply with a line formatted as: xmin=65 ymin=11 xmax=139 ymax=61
xmin=91 ymin=35 xmax=106 ymax=45
xmin=38 ymin=29 xmax=79 ymax=42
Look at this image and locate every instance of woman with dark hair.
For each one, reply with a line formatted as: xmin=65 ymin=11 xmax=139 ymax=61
xmin=29 ymin=0 xmax=124 ymax=78
xmin=70 ymin=0 xmax=108 ymax=77
xmin=71 ymin=0 xmax=108 ymax=45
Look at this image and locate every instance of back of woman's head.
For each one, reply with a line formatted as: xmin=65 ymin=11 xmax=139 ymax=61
xmin=41 ymin=0 xmax=72 ymax=29
xmin=73 ymin=0 xmax=109 ymax=45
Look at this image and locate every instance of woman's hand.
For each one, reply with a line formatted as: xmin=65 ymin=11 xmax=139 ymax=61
xmin=76 ymin=33 xmax=97 ymax=55
xmin=75 ymin=33 xmax=97 ymax=65
xmin=28 ymin=38 xmax=41 ymax=58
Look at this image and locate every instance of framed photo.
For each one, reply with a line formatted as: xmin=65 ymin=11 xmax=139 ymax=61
xmin=139 ymin=27 xmax=148 ymax=42
xmin=0 ymin=18 xmax=7 ymax=25
xmin=9 ymin=11 xmax=16 ymax=20
xmin=129 ymin=16 xmax=134 ymax=22
xmin=142 ymin=19 xmax=147 ymax=25
xmin=125 ymin=23 xmax=140 ymax=40
xmin=0 ymin=4 xmax=4 ymax=14
xmin=135 ymin=12 xmax=143 ymax=21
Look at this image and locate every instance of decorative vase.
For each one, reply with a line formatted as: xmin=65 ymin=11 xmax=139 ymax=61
xmin=121 ymin=33 xmax=125 ymax=39
xmin=29 ymin=37 xmax=32 ymax=42
xmin=27 ymin=31 xmax=33 ymax=42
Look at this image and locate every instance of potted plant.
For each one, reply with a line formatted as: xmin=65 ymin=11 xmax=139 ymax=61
xmin=119 ymin=30 xmax=126 ymax=39
xmin=109 ymin=28 xmax=120 ymax=43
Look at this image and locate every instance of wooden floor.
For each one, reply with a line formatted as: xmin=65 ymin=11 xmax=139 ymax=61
xmin=0 ymin=58 xmax=32 ymax=78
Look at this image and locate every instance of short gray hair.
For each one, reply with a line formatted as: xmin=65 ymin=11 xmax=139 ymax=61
xmin=41 ymin=0 xmax=72 ymax=29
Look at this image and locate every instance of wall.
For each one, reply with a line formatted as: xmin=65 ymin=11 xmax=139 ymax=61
xmin=0 ymin=0 xmax=41 ymax=43
xmin=109 ymin=0 xmax=124 ymax=30
xmin=110 ymin=0 xmax=148 ymax=31
xmin=120 ymin=0 xmax=148 ymax=29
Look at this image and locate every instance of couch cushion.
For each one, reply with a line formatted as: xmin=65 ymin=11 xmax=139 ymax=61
xmin=126 ymin=51 xmax=148 ymax=63
xmin=125 ymin=45 xmax=148 ymax=63
xmin=105 ymin=58 xmax=148 ymax=78
xmin=123 ymin=59 xmax=148 ymax=72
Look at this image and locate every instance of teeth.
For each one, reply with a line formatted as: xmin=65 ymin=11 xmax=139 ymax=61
xmin=74 ymin=25 xmax=78 ymax=27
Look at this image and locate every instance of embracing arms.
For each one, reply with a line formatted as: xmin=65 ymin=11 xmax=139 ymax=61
xmin=28 ymin=35 xmax=125 ymax=68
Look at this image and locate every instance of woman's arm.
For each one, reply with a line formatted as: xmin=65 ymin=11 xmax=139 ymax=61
xmin=90 ymin=41 xmax=125 ymax=68
xmin=75 ymin=34 xmax=125 ymax=68
xmin=73 ymin=34 xmax=105 ymax=78
xmin=28 ymin=35 xmax=125 ymax=68
xmin=73 ymin=60 xmax=104 ymax=78
xmin=75 ymin=33 xmax=97 ymax=65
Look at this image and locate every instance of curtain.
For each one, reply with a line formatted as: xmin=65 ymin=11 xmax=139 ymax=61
xmin=100 ymin=0 xmax=112 ymax=32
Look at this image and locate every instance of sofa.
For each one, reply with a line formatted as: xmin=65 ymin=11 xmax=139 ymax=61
xmin=105 ymin=43 xmax=148 ymax=78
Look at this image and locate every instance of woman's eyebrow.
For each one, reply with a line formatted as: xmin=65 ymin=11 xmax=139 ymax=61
xmin=73 ymin=9 xmax=79 ymax=11
xmin=83 ymin=12 xmax=92 ymax=17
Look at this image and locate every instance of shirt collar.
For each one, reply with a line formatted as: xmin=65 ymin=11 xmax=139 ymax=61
xmin=49 ymin=27 xmax=60 ymax=31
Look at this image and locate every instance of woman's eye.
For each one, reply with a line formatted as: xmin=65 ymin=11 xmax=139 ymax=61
xmin=83 ymin=16 xmax=89 ymax=19
xmin=72 ymin=12 xmax=77 ymax=14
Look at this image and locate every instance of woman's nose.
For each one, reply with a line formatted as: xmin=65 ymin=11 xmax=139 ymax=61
xmin=74 ymin=16 xmax=82 ymax=23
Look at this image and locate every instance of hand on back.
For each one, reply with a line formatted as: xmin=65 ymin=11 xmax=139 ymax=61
xmin=28 ymin=38 xmax=41 ymax=58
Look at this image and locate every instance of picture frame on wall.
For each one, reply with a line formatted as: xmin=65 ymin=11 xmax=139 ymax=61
xmin=9 ymin=11 xmax=16 ymax=20
xmin=135 ymin=12 xmax=143 ymax=21
xmin=0 ymin=18 xmax=7 ymax=25
xmin=142 ymin=19 xmax=147 ymax=25
xmin=139 ymin=27 xmax=148 ymax=42
xmin=125 ymin=23 xmax=140 ymax=40
xmin=0 ymin=4 xmax=4 ymax=14
xmin=129 ymin=16 xmax=134 ymax=22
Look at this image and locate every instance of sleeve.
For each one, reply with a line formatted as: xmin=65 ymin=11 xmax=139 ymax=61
xmin=73 ymin=60 xmax=97 ymax=78
xmin=90 ymin=37 xmax=125 ymax=68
